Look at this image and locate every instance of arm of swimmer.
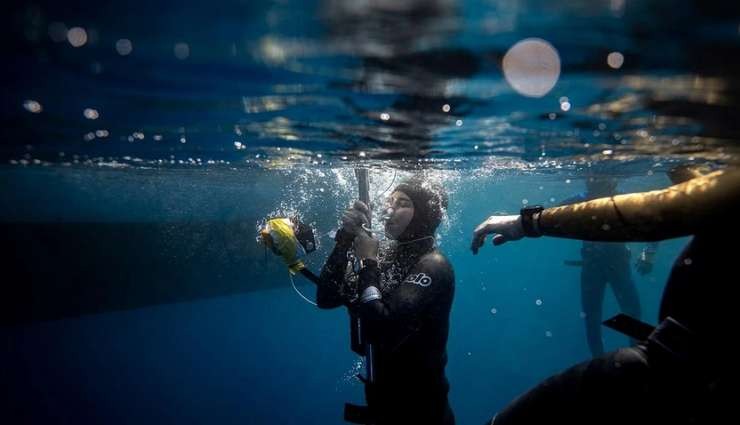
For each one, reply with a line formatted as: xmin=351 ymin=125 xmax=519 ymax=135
xmin=539 ymin=169 xmax=740 ymax=242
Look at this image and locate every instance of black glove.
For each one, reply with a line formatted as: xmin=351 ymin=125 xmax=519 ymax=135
xmin=341 ymin=200 xmax=371 ymax=237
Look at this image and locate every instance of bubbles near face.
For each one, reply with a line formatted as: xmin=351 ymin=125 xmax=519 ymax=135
xmin=384 ymin=191 xmax=414 ymax=240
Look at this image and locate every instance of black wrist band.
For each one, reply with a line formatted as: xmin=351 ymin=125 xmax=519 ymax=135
xmin=520 ymin=205 xmax=544 ymax=237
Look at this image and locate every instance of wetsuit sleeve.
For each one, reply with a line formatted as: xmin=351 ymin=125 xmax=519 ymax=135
xmin=315 ymin=229 xmax=354 ymax=309
xmin=539 ymin=169 xmax=740 ymax=242
xmin=556 ymin=193 xmax=588 ymax=207
xmin=356 ymin=253 xmax=454 ymax=333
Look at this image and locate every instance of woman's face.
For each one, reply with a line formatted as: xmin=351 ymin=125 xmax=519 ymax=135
xmin=384 ymin=191 xmax=415 ymax=240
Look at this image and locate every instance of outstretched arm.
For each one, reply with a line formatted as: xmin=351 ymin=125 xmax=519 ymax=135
xmin=472 ymin=169 xmax=740 ymax=253
xmin=539 ymin=169 xmax=739 ymax=241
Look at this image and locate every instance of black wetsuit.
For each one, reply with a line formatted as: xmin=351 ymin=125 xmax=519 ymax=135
xmin=489 ymin=227 xmax=733 ymax=425
xmin=318 ymin=230 xmax=455 ymax=425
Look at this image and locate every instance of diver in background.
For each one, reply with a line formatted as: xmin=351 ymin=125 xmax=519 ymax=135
xmin=560 ymin=176 xmax=656 ymax=357
xmin=471 ymin=166 xmax=738 ymax=424
xmin=318 ymin=176 xmax=455 ymax=425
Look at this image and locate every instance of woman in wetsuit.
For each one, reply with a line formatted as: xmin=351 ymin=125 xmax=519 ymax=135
xmin=471 ymin=167 xmax=739 ymax=425
xmin=318 ymin=176 xmax=455 ymax=425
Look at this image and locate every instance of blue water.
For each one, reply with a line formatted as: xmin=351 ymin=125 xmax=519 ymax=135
xmin=2 ymin=0 xmax=739 ymax=424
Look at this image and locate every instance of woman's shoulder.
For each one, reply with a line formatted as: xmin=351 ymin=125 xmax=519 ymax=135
xmin=417 ymin=249 xmax=453 ymax=274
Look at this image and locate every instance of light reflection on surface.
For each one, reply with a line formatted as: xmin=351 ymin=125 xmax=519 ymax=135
xmin=502 ymin=38 xmax=561 ymax=98
xmin=67 ymin=27 xmax=87 ymax=47
xmin=174 ymin=43 xmax=190 ymax=60
xmin=116 ymin=39 xmax=133 ymax=56
xmin=607 ymin=51 xmax=624 ymax=69
xmin=23 ymin=100 xmax=42 ymax=113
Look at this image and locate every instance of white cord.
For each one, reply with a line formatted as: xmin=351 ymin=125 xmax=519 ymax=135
xmin=397 ymin=235 xmax=436 ymax=246
xmin=289 ymin=271 xmax=318 ymax=306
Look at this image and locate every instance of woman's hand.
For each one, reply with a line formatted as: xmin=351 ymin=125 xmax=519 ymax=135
xmin=341 ymin=200 xmax=371 ymax=237
xmin=471 ymin=214 xmax=525 ymax=254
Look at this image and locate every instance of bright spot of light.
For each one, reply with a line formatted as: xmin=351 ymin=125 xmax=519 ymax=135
xmin=67 ymin=27 xmax=88 ymax=47
xmin=602 ymin=149 xmax=614 ymax=155
xmin=174 ymin=43 xmax=190 ymax=60
xmin=536 ymin=299 xmax=543 ymax=306
xmin=380 ymin=112 xmax=390 ymax=121
xmin=442 ymin=104 xmax=451 ymax=113
xmin=502 ymin=38 xmax=561 ymax=98
xmin=95 ymin=130 xmax=109 ymax=138
xmin=23 ymin=100 xmax=42 ymax=113
xmin=359 ymin=151 xmax=366 ymax=158
xmin=116 ymin=39 xmax=133 ymax=56
xmin=234 ymin=141 xmax=243 ymax=149
xmin=607 ymin=52 xmax=624 ymax=69
xmin=490 ymin=308 xmax=497 ymax=315
xmin=560 ymin=101 xmax=571 ymax=112
xmin=48 ymin=22 xmax=68 ymax=43
xmin=83 ymin=108 xmax=99 ymax=120
xmin=455 ymin=120 xmax=463 ymax=126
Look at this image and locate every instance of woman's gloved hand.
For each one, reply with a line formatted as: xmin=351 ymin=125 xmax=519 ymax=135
xmin=354 ymin=232 xmax=379 ymax=261
xmin=341 ymin=200 xmax=371 ymax=237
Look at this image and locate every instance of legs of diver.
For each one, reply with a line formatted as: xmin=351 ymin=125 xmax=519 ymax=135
xmin=580 ymin=266 xmax=607 ymax=357
xmin=609 ymin=268 xmax=641 ymax=346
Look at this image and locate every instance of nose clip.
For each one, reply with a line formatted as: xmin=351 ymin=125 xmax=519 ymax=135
xmin=382 ymin=207 xmax=394 ymax=221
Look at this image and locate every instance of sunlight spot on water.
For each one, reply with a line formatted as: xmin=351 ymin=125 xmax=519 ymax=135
xmin=536 ymin=299 xmax=542 ymax=306
xmin=83 ymin=108 xmax=99 ymax=120
xmin=23 ymin=100 xmax=42 ymax=113
xmin=174 ymin=43 xmax=190 ymax=60
xmin=607 ymin=52 xmax=624 ymax=69
xmin=67 ymin=27 xmax=87 ymax=47
xmin=442 ymin=104 xmax=451 ymax=113
xmin=503 ymin=38 xmax=560 ymax=98
xmin=116 ymin=39 xmax=133 ymax=56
